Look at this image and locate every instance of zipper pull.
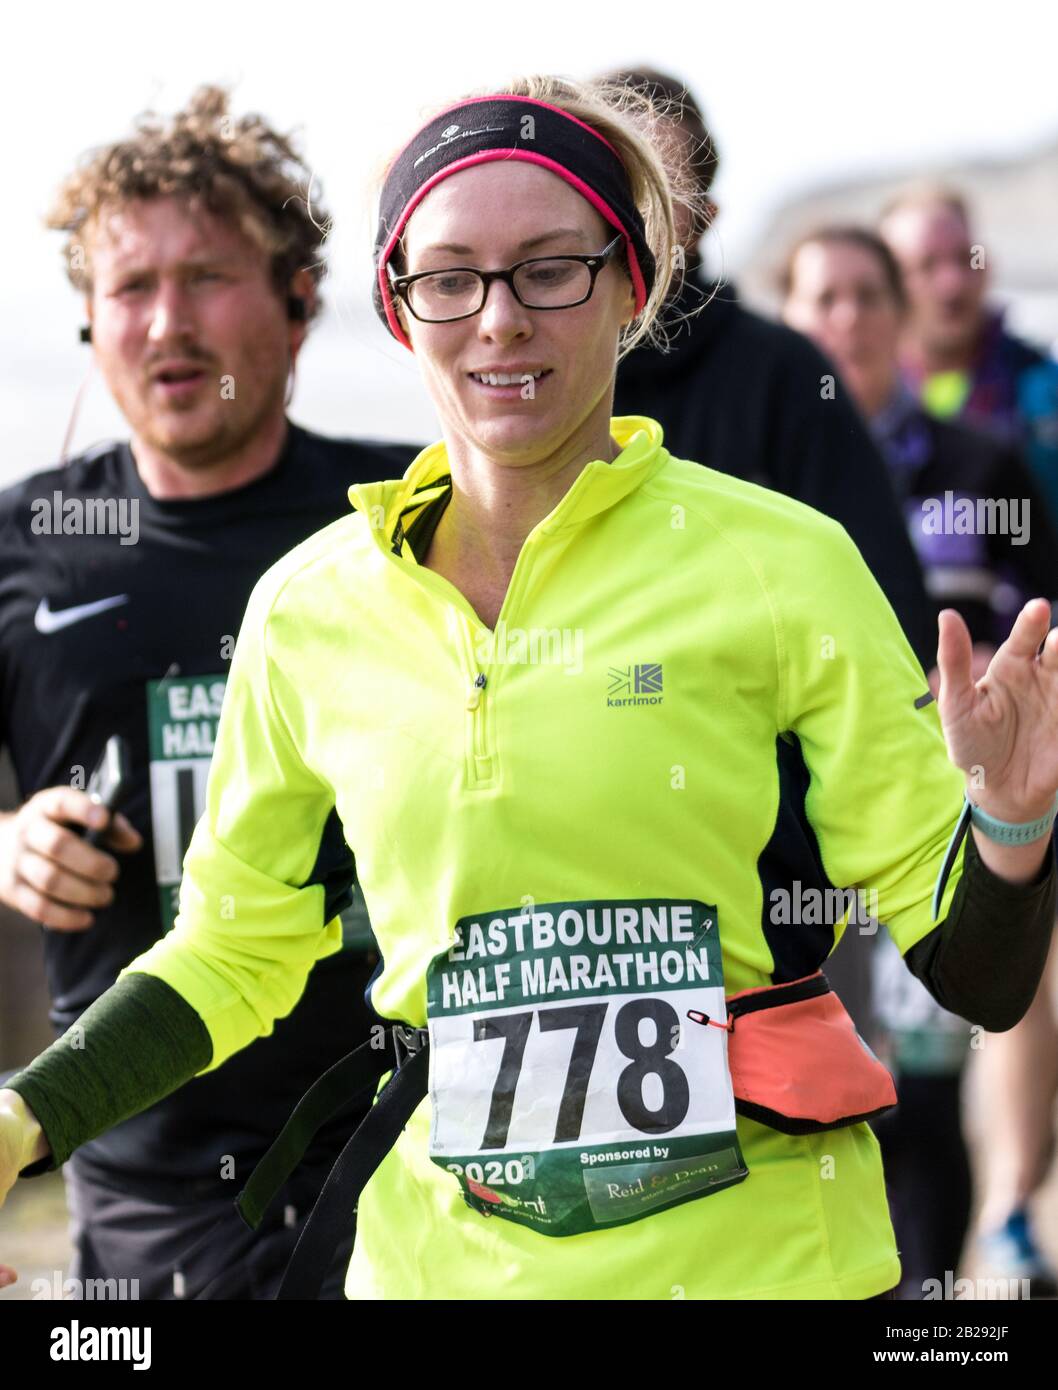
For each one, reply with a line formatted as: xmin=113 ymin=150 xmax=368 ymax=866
xmin=466 ymin=672 xmax=487 ymax=710
xmin=687 ymin=1010 xmax=735 ymax=1032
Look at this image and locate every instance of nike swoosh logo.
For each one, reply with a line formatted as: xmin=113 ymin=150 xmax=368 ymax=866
xmin=34 ymin=595 xmax=130 ymax=634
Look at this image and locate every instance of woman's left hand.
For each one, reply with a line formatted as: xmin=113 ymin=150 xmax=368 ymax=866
xmin=936 ymin=598 xmax=1058 ymax=822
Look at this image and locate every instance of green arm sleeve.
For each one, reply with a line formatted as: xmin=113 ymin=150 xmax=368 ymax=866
xmin=4 ymin=973 xmax=212 ymax=1175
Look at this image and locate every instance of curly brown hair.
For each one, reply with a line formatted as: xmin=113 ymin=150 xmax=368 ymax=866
xmin=47 ymin=85 xmax=332 ymax=322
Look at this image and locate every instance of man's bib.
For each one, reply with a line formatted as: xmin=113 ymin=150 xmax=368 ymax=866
xmin=147 ymin=673 xmax=225 ymax=929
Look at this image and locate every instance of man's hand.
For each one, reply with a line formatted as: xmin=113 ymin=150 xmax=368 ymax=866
xmin=0 ymin=787 xmax=142 ymax=931
xmin=0 ymin=1089 xmax=50 ymax=1291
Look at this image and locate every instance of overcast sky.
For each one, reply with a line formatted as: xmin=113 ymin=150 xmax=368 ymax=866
xmin=2 ymin=0 xmax=1056 ymax=481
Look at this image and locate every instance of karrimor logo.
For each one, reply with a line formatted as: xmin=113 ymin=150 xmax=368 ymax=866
xmin=441 ymin=124 xmax=460 ymax=137
xmin=607 ymin=663 xmax=664 ymax=707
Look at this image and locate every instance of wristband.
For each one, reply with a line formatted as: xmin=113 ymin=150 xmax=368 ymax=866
xmin=931 ymin=793 xmax=1058 ymax=923
xmin=967 ymin=792 xmax=1058 ymax=846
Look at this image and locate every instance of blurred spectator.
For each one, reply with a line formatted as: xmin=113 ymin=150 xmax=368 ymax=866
xmin=881 ymin=185 xmax=1058 ymax=529
xmin=782 ymin=226 xmax=1058 ymax=658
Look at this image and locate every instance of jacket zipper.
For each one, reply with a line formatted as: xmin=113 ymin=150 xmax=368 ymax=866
xmin=373 ymin=492 xmax=544 ymax=794
xmin=456 ymin=532 xmax=539 ymax=791
xmin=464 ymin=666 xmax=492 ymax=786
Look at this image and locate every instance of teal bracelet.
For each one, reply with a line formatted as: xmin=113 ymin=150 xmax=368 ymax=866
xmin=967 ymin=792 xmax=1058 ymax=846
xmin=931 ymin=792 xmax=1058 ymax=922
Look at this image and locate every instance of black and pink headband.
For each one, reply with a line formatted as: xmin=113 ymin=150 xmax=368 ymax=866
xmin=373 ymin=94 xmax=657 ymax=350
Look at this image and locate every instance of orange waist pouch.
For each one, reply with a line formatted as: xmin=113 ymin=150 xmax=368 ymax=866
xmin=724 ymin=971 xmax=897 ymax=1134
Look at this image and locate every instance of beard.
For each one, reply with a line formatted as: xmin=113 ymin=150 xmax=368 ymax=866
xmin=135 ymin=365 xmax=289 ymax=469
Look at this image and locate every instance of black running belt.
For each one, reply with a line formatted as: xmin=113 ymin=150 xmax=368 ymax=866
xmin=167 ymin=1025 xmax=429 ymax=1300
xmin=276 ymin=1043 xmax=430 ymax=1300
xmin=236 ymin=1032 xmax=402 ymax=1229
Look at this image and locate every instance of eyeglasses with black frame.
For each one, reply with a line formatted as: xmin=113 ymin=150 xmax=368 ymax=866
xmin=387 ymin=234 xmax=625 ymax=324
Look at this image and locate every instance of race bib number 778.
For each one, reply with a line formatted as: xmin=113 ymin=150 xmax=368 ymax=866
xmin=427 ymin=897 xmax=747 ymax=1236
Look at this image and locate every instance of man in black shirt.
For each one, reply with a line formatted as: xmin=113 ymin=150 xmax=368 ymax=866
xmin=608 ymin=68 xmax=934 ymax=670
xmin=0 ymin=87 xmax=417 ymax=1299
xmin=607 ymin=67 xmax=936 ymax=1045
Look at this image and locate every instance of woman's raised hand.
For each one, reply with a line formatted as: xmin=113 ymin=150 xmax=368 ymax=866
xmin=936 ymin=598 xmax=1058 ymax=824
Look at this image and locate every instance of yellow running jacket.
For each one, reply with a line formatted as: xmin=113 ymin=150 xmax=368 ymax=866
xmin=120 ymin=416 xmax=968 ymax=1299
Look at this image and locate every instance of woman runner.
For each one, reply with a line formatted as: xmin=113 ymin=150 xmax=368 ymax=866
xmin=2 ymin=75 xmax=1057 ymax=1300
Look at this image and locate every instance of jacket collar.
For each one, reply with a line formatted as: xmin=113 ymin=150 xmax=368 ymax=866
xmin=348 ymin=415 xmax=668 ymax=550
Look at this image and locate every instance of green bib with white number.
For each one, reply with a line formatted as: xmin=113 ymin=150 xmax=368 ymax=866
xmin=147 ymin=674 xmax=225 ymax=929
xmin=426 ymin=897 xmax=748 ymax=1236
xmin=147 ymin=672 xmax=375 ymax=948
